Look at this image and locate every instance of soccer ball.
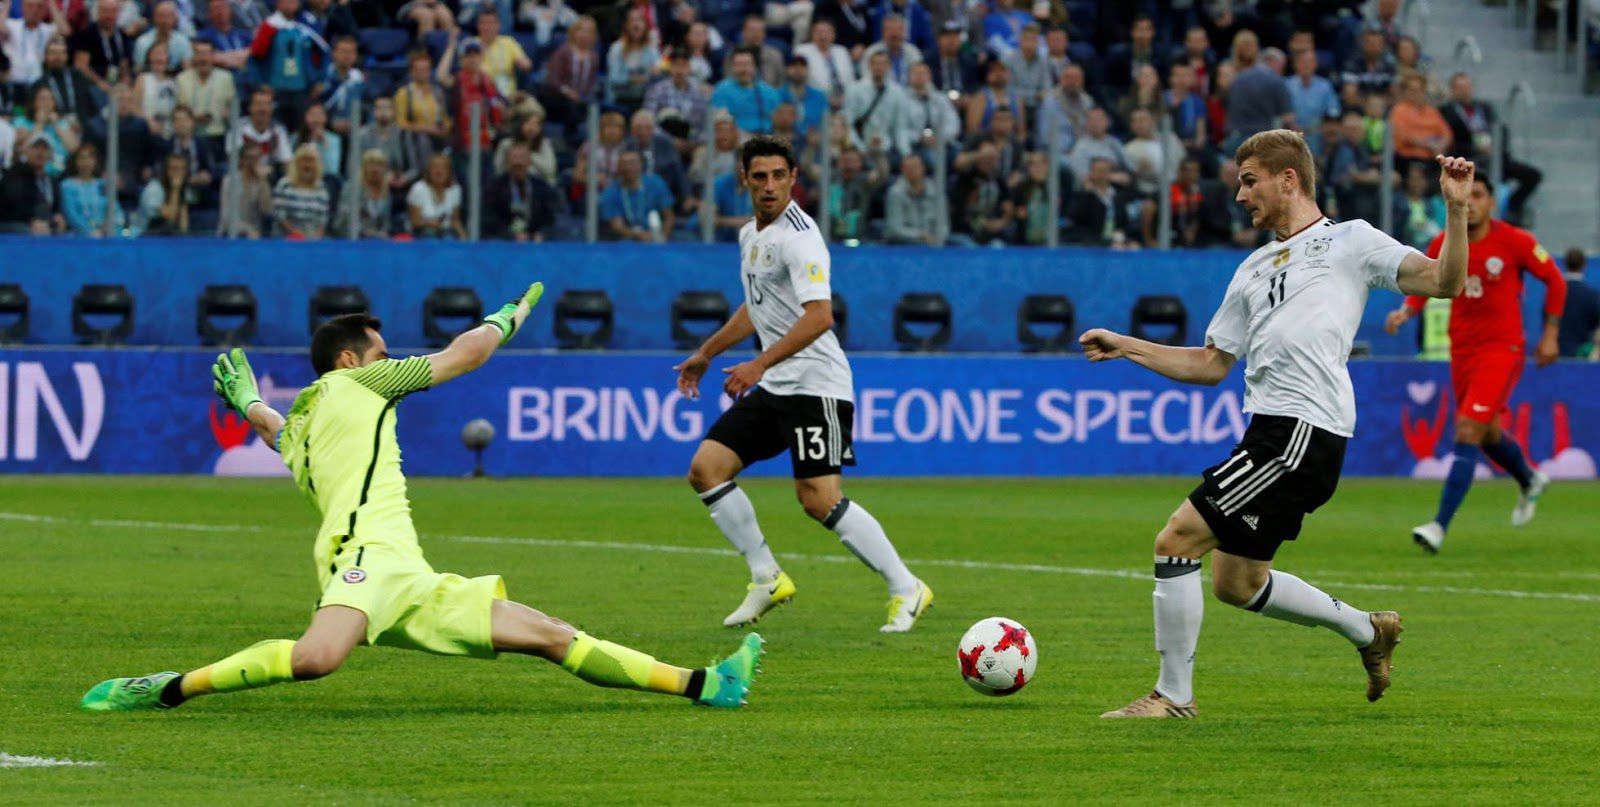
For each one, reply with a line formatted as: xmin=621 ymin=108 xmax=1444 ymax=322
xmin=957 ymin=617 xmax=1037 ymax=696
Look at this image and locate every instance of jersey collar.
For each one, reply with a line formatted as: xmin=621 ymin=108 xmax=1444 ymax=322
xmin=1274 ymin=215 xmax=1329 ymax=243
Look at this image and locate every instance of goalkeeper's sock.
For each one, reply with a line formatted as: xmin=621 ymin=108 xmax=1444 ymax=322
xmin=163 ymin=639 xmax=298 ymax=705
xmin=560 ymin=632 xmax=701 ymax=699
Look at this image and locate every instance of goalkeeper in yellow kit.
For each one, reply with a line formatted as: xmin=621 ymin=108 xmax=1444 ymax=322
xmin=81 ymin=283 xmax=763 ymax=712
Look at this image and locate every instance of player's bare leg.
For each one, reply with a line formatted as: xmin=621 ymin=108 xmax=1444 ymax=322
xmin=689 ymin=440 xmax=795 ymax=627
xmin=1103 ymin=500 xmax=1210 ymax=718
xmin=797 ymin=474 xmax=930 ymax=633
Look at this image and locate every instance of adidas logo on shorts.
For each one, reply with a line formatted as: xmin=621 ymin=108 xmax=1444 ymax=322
xmin=1242 ymin=515 xmax=1260 ymax=531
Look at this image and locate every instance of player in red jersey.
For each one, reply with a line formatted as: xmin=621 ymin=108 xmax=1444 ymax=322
xmin=1384 ymin=175 xmax=1567 ymax=553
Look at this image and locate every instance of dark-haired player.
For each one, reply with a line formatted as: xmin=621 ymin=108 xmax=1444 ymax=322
xmin=1384 ymin=174 xmax=1567 ymax=553
xmin=82 ymin=285 xmax=764 ymax=713
xmin=674 ymin=135 xmax=933 ymax=633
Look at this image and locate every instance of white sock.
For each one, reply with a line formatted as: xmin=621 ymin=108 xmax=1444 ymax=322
xmin=824 ymin=498 xmax=917 ymax=595
xmin=1153 ymin=556 xmax=1203 ymax=705
xmin=700 ymin=482 xmax=779 ymax=582
xmin=1244 ymin=570 xmax=1375 ymax=646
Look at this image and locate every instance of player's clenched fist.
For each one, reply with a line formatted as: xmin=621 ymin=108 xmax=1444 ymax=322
xmin=1435 ymin=154 xmax=1475 ymax=207
xmin=1078 ymin=328 xmax=1127 ymax=362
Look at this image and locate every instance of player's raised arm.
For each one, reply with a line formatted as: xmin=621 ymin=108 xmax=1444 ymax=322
xmin=213 ymin=348 xmax=285 ymax=451
xmin=1396 ymin=155 xmax=1473 ymax=298
xmin=425 ymin=282 xmax=545 ymax=385
xmin=674 ymin=304 xmax=757 ymax=399
xmin=1078 ymin=328 xmax=1237 ymax=385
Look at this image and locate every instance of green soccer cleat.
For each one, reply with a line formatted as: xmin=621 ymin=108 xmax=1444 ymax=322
xmin=695 ymin=633 xmax=764 ymax=709
xmin=80 ymin=672 xmax=180 ymax=713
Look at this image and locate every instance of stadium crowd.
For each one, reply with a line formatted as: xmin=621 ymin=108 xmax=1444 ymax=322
xmin=0 ymin=0 xmax=1546 ymax=248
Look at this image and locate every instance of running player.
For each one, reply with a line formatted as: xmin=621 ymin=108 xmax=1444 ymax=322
xmin=673 ymin=135 xmax=932 ymax=633
xmin=1079 ymin=131 xmax=1472 ymax=717
xmin=81 ymin=286 xmax=763 ymax=713
xmin=1383 ymin=175 xmax=1567 ymax=553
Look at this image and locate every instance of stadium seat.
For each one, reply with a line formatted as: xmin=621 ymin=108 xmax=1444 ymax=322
xmin=671 ymin=290 xmax=730 ymax=349
xmin=308 ymin=285 xmax=370 ymax=336
xmin=1017 ymin=294 xmax=1075 ymax=353
xmin=831 ymin=291 xmax=848 ymax=347
xmin=360 ymin=28 xmax=412 ymax=72
xmin=1130 ymin=294 xmax=1187 ymax=346
xmin=72 ymin=284 xmax=134 ymax=346
xmin=422 ymin=287 xmax=484 ymax=347
xmin=553 ymin=289 xmax=614 ymax=350
xmin=893 ymin=292 xmax=952 ymax=352
xmin=197 ymin=284 xmax=258 ymax=346
xmin=0 ymin=283 xmax=28 ymax=344
xmin=422 ymin=29 xmax=452 ymax=62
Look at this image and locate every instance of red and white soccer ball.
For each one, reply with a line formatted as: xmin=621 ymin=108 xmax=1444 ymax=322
xmin=958 ymin=617 xmax=1038 ymax=696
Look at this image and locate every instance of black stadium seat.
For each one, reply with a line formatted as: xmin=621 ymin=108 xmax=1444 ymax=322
xmin=422 ymin=287 xmax=484 ymax=347
xmin=671 ymin=290 xmax=730 ymax=350
xmin=1130 ymin=295 xmax=1188 ymax=346
xmin=73 ymin=284 xmax=134 ymax=345
xmin=894 ymin=292 xmax=952 ymax=352
xmin=554 ymin=289 xmax=615 ymax=349
xmin=0 ymin=283 xmax=28 ymax=345
xmin=197 ymin=284 xmax=258 ymax=346
xmin=1017 ymin=294 xmax=1075 ymax=353
xmin=309 ymin=285 xmax=370 ymax=336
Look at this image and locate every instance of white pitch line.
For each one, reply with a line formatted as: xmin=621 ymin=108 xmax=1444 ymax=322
xmin=0 ymin=753 xmax=100 ymax=769
xmin=3 ymin=511 xmax=1597 ymax=604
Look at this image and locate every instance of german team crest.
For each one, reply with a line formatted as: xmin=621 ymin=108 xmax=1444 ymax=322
xmin=1306 ymin=238 xmax=1330 ymax=257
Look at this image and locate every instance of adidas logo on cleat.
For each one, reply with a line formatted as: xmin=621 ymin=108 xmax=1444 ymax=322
xmin=1242 ymin=515 xmax=1260 ymax=531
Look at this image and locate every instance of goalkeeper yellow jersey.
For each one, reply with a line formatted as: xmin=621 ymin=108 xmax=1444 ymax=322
xmin=279 ymin=356 xmax=435 ymax=579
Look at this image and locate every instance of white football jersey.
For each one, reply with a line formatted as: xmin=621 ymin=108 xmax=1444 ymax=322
xmin=1205 ymin=217 xmax=1418 ymax=436
xmin=737 ymin=201 xmax=854 ymax=401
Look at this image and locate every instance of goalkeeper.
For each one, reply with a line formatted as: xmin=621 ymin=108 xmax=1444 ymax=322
xmin=82 ymin=283 xmax=763 ymax=712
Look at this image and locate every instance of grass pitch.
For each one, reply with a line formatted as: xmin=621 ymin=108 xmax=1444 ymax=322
xmin=1 ymin=475 xmax=1596 ymax=805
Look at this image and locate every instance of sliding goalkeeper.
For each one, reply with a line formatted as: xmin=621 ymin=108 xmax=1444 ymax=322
xmin=82 ymin=282 xmax=762 ymax=713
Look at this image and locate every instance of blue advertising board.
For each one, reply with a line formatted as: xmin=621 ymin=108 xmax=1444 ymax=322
xmin=2 ymin=349 xmax=1594 ymax=481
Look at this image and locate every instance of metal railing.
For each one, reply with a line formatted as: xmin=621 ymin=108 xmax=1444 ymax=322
xmin=104 ymin=92 xmax=120 ymax=236
xmin=1453 ymin=34 xmax=1484 ymax=67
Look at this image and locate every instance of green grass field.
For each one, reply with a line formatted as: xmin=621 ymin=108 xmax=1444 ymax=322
xmin=2 ymin=475 xmax=1597 ymax=805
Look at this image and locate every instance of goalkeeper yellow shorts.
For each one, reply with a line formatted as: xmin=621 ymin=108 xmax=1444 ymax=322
xmin=318 ymin=542 xmax=506 ymax=659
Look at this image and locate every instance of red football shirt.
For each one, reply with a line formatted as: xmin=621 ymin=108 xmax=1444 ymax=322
xmin=1405 ymin=220 xmax=1567 ymax=354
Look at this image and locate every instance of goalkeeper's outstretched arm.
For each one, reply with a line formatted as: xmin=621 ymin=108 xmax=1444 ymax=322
xmin=425 ymin=282 xmax=544 ymax=385
xmin=214 ymin=349 xmax=286 ymax=451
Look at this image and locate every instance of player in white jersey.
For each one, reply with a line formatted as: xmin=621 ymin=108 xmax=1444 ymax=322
xmin=674 ymin=136 xmax=933 ymax=633
xmin=1080 ymin=130 xmax=1473 ymax=717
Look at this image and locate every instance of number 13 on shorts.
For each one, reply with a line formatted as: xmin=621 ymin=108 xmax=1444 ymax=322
xmin=795 ymin=427 xmax=826 ymax=461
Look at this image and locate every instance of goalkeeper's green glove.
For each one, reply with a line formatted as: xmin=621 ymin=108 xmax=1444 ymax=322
xmin=212 ymin=348 xmax=263 ymax=417
xmin=483 ymin=281 xmax=545 ymax=345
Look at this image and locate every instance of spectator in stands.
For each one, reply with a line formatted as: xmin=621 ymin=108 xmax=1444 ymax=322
xmin=608 ymin=7 xmax=662 ymax=109
xmin=1000 ymin=22 xmax=1046 ymax=109
xmin=795 ymin=17 xmax=855 ymax=97
xmin=1116 ymin=63 xmax=1166 ymax=127
xmin=951 ymin=140 xmax=1010 ymax=245
xmin=1200 ymin=156 xmax=1259 ymax=247
xmin=294 ymin=102 xmax=340 ymax=179
xmin=274 ymin=142 xmax=329 ymax=237
xmin=519 ymin=0 xmax=576 ymax=50
xmin=600 ymin=148 xmax=674 ymax=241
xmin=779 ymin=54 xmax=828 ymax=143
xmin=645 ymin=47 xmax=713 ymax=154
xmin=826 ymin=145 xmax=885 ymax=241
xmin=358 ymin=95 xmax=427 ymax=197
xmin=1393 ymin=35 xmax=1429 ymax=85
xmin=397 ymin=0 xmax=454 ymax=37
xmin=708 ymin=166 xmax=750 ymax=240
xmin=689 ymin=111 xmax=741 ymax=191
xmin=1439 ymin=71 xmax=1541 ymax=225
xmin=395 ymin=48 xmax=450 ymax=150
xmin=879 ymin=152 xmax=943 ymax=244
xmin=899 ymin=60 xmax=958 ymax=158
xmin=1036 ymin=61 xmax=1092 ymax=158
xmin=1165 ymin=62 xmax=1208 ymax=154
xmin=871 ymin=0 xmax=931 ymax=52
xmin=318 ymin=35 xmax=365 ymax=137
xmin=1176 ymin=25 xmax=1215 ymax=96
xmin=539 ymin=14 xmax=600 ymax=134
xmin=32 ymin=38 xmax=96 ymax=127
xmin=70 ymin=0 xmax=132 ymax=90
xmin=1224 ymin=38 xmax=1291 ymax=151
xmin=436 ymin=35 xmax=504 ymax=153
xmin=574 ymin=109 xmax=625 ymax=191
xmin=965 ymin=60 xmax=1024 ymax=138
xmin=977 ymin=104 xmax=1022 ymax=183
xmin=176 ymin=40 xmax=236 ymax=142
xmin=767 ymin=100 xmax=805 ymax=156
xmin=681 ymin=21 xmax=720 ymax=84
xmin=1558 ymin=249 xmax=1599 ymax=357
xmin=1043 ymin=26 xmax=1071 ymax=84
xmin=1204 ymin=60 xmax=1235 ymax=147
xmin=15 ymin=83 xmax=78 ymax=176
xmin=1066 ymin=107 xmax=1128 ymax=190
xmin=108 ymin=83 xmax=153 ymax=192
xmin=927 ymin=19 xmax=976 ymax=95
xmin=1168 ymin=155 xmax=1205 ymax=247
xmin=0 ymin=137 xmax=59 ymax=234
xmin=1400 ymin=162 xmax=1443 ymax=249
xmin=712 ymin=47 xmax=782 ymax=135
xmin=1221 ymin=28 xmax=1257 ymax=73
xmin=249 ymin=0 xmax=323 ymax=130
xmin=1068 ymin=156 xmax=1135 ymax=248
xmin=1259 ymin=46 xmax=1287 ymax=78
xmin=1342 ymin=26 xmax=1396 ymax=98
xmin=158 ymin=105 xmax=219 ymax=203
xmin=483 ymin=141 xmax=556 ymax=241
xmin=1124 ymin=107 xmax=1178 ymax=201
xmin=1009 ymin=149 xmax=1054 ymax=246
xmin=301 ymin=0 xmax=356 ymax=44
xmin=766 ymin=0 xmax=815 ymax=45
xmin=1107 ymin=13 xmax=1165 ymax=95
xmin=406 ymin=152 xmax=463 ymax=238
xmin=816 ymin=0 xmax=874 ymax=58
xmin=1360 ymin=91 xmax=1387 ymax=153
xmin=218 ymin=143 xmax=273 ymax=237
xmin=493 ymin=109 xmax=557 ymax=186
xmin=335 ymin=148 xmax=393 ymax=238
xmin=134 ymin=41 xmax=179 ymax=138
xmin=860 ymin=13 xmax=923 ymax=85
xmin=61 ymin=143 xmax=125 ymax=236
xmin=627 ymin=108 xmax=686 ymax=203
xmin=981 ymin=0 xmax=1030 ymax=59
xmin=135 ymin=1 xmax=194 ymax=70
xmin=844 ymin=50 xmax=907 ymax=152
xmin=1324 ymin=109 xmax=1383 ymax=223
xmin=1388 ymin=73 xmax=1450 ymax=180
xmin=0 ymin=111 xmax=13 ymax=171
xmin=1367 ymin=0 xmax=1407 ymax=47
xmin=137 ymin=151 xmax=192 ymax=234
xmin=197 ymin=0 xmax=251 ymax=71
xmin=1285 ymin=47 xmax=1337 ymax=153
xmin=474 ymin=8 xmax=529 ymax=98
xmin=4 ymin=0 xmax=59 ymax=92
xmin=723 ymin=14 xmax=783 ymax=88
